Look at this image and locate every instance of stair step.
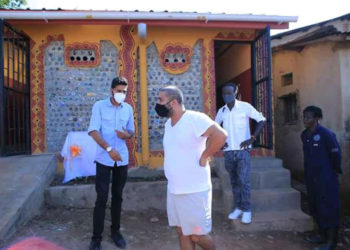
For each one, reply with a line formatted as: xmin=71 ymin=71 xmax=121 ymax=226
xmin=251 ymin=188 xmax=300 ymax=212
xmin=213 ymin=156 xmax=283 ymax=169
xmin=251 ymin=157 xmax=283 ymax=168
xmin=251 ymin=167 xmax=291 ymax=189
xmin=221 ymin=187 xmax=300 ymax=213
xmin=214 ymin=160 xmax=291 ymax=190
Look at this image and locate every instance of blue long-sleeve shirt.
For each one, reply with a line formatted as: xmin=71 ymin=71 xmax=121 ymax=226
xmin=88 ymin=98 xmax=135 ymax=167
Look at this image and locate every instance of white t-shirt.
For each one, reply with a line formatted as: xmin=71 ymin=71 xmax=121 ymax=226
xmin=215 ymin=100 xmax=266 ymax=151
xmin=163 ymin=110 xmax=215 ymax=194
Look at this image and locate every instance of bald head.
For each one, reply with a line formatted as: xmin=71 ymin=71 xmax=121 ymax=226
xmin=159 ymin=85 xmax=184 ymax=105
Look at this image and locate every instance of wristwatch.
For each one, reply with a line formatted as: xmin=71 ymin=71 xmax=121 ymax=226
xmin=106 ymin=146 xmax=112 ymax=152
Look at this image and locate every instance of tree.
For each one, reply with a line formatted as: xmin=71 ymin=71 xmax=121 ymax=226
xmin=0 ymin=0 xmax=27 ymax=9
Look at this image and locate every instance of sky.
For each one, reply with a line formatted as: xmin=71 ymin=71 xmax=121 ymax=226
xmin=25 ymin=0 xmax=350 ymax=35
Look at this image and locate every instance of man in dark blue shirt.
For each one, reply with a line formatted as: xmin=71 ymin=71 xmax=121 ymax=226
xmin=301 ymin=106 xmax=342 ymax=250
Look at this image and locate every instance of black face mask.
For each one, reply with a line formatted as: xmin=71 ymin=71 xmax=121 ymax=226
xmin=155 ymin=99 xmax=173 ymax=117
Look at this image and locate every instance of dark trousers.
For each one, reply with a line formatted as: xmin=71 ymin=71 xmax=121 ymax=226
xmin=92 ymin=162 xmax=128 ymax=242
xmin=305 ymin=176 xmax=340 ymax=229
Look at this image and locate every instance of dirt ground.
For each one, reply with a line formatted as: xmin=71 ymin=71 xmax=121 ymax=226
xmin=2 ymin=207 xmax=350 ymax=250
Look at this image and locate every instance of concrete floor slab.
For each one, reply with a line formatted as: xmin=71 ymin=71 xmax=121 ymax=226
xmin=0 ymin=154 xmax=56 ymax=242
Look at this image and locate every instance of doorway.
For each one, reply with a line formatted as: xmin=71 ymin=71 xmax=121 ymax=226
xmin=0 ymin=20 xmax=31 ymax=156
xmin=213 ymin=27 xmax=273 ymax=149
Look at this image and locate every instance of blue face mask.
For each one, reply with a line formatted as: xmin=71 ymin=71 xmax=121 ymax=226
xmin=223 ymin=94 xmax=235 ymax=104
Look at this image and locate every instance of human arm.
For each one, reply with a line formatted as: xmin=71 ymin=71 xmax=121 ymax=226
xmin=89 ymin=131 xmax=122 ymax=161
xmin=240 ymin=104 xmax=266 ymax=149
xmin=240 ymin=120 xmax=266 ymax=149
xmin=325 ymin=131 xmax=342 ymax=174
xmin=88 ymin=102 xmax=122 ymax=161
xmin=116 ymin=106 xmax=135 ymax=140
xmin=200 ymin=123 xmax=227 ymax=166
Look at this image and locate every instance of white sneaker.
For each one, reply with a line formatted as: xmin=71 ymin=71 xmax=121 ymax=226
xmin=241 ymin=212 xmax=252 ymax=224
xmin=228 ymin=209 xmax=243 ymax=220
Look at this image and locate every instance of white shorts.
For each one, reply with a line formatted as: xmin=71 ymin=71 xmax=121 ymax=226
xmin=167 ymin=189 xmax=212 ymax=236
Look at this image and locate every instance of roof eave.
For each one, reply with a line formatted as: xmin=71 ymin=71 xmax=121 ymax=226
xmin=0 ymin=10 xmax=298 ymax=25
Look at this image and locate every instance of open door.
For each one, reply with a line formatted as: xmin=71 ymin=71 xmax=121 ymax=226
xmin=0 ymin=20 xmax=31 ymax=156
xmin=251 ymin=26 xmax=273 ymax=149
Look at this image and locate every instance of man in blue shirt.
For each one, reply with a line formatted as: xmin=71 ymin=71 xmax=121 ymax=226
xmin=88 ymin=77 xmax=135 ymax=250
xmin=301 ymin=106 xmax=342 ymax=250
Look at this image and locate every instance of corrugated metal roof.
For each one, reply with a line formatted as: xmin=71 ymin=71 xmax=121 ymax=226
xmin=272 ymin=13 xmax=350 ymax=40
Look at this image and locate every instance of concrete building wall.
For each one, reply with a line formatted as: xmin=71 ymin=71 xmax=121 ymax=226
xmin=44 ymin=41 xmax=118 ymax=152
xmin=272 ymin=42 xmax=343 ymax=180
xmin=8 ymin=22 xmax=258 ymax=166
xmin=337 ymin=45 xmax=350 ymax=198
xmin=146 ymin=41 xmax=203 ymax=150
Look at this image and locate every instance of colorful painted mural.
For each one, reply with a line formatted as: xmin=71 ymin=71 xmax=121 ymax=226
xmin=0 ymin=10 xmax=295 ymax=166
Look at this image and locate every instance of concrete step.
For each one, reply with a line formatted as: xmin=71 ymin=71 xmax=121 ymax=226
xmin=251 ymin=157 xmax=283 ymax=168
xmin=0 ymin=155 xmax=57 ymax=242
xmin=229 ymin=210 xmax=313 ymax=232
xmin=251 ymin=167 xmax=291 ymax=189
xmin=214 ymin=158 xmax=291 ymax=190
xmin=45 ymin=177 xmax=224 ymax=214
xmin=213 ymin=156 xmax=283 ymax=169
xmin=221 ymin=187 xmax=300 ymax=214
xmin=251 ymin=188 xmax=300 ymax=212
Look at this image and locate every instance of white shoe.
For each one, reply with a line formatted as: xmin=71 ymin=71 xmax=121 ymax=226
xmin=241 ymin=212 xmax=252 ymax=224
xmin=228 ymin=209 xmax=243 ymax=220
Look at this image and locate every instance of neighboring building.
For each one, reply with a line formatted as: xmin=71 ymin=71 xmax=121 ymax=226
xmin=272 ymin=14 xmax=350 ymax=204
xmin=0 ymin=9 xmax=297 ymax=168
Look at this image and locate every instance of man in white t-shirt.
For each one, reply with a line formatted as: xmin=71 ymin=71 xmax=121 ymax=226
xmin=215 ymin=82 xmax=266 ymax=224
xmin=155 ymin=86 xmax=227 ymax=250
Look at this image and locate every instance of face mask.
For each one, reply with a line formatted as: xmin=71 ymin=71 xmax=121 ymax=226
xmin=114 ymin=92 xmax=126 ymax=103
xmin=155 ymin=100 xmax=173 ymax=117
xmin=223 ymin=94 xmax=235 ymax=104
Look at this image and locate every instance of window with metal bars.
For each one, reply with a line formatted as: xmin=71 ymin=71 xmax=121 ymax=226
xmin=282 ymin=72 xmax=293 ymax=86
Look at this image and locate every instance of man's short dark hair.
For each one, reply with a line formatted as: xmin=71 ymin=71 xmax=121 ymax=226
xmin=160 ymin=85 xmax=184 ymax=105
xmin=222 ymin=82 xmax=238 ymax=92
xmin=303 ymin=105 xmax=323 ymax=119
xmin=111 ymin=77 xmax=128 ymax=89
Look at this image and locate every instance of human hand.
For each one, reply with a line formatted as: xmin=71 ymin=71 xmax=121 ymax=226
xmin=109 ymin=149 xmax=122 ymax=162
xmin=199 ymin=153 xmax=210 ymax=167
xmin=56 ymin=153 xmax=64 ymax=163
xmin=240 ymin=138 xmax=254 ymax=150
xmin=116 ymin=127 xmax=132 ymax=140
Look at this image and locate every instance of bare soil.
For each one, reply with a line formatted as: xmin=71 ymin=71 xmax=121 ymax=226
xmin=2 ymin=207 xmax=350 ymax=250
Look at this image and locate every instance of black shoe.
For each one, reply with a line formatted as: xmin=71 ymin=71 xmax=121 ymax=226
xmin=304 ymin=228 xmax=326 ymax=244
xmin=111 ymin=231 xmax=126 ymax=249
xmin=89 ymin=240 xmax=102 ymax=250
xmin=305 ymin=233 xmax=326 ymax=244
xmin=313 ymin=227 xmax=338 ymax=250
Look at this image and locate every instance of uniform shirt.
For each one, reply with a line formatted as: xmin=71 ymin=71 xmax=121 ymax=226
xmin=215 ymin=100 xmax=266 ymax=151
xmin=163 ymin=110 xmax=214 ymax=194
xmin=301 ymin=124 xmax=342 ymax=177
xmin=88 ymin=98 xmax=134 ymax=167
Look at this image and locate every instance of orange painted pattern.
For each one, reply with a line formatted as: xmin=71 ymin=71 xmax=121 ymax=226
xmin=118 ymin=26 xmax=138 ymax=167
xmin=31 ymin=34 xmax=65 ymax=153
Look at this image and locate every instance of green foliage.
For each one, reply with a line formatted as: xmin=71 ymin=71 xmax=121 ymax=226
xmin=0 ymin=0 xmax=27 ymax=9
